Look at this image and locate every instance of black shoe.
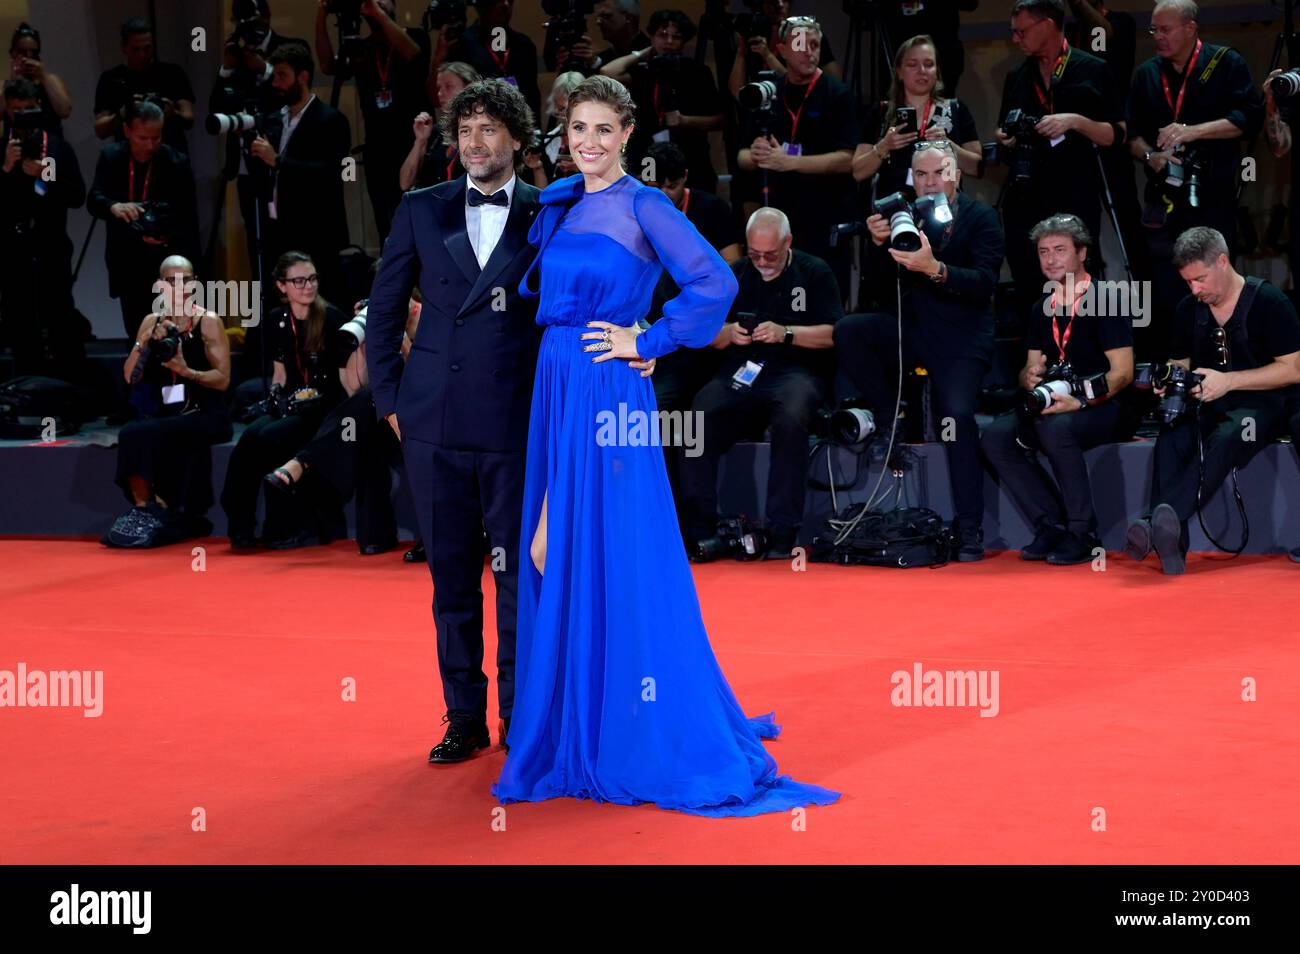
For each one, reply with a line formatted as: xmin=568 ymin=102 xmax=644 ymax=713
xmin=229 ymin=529 xmax=258 ymax=550
xmin=499 ymin=716 xmax=511 ymax=751
xmin=1291 ymin=547 xmax=1300 ymax=564
xmin=1020 ymin=522 xmax=1067 ymax=561
xmin=763 ymin=528 xmax=797 ymax=561
xmin=1046 ymin=531 xmax=1100 ymax=566
xmin=359 ymin=541 xmax=396 ymax=556
xmin=428 ymin=715 xmax=491 ymax=763
xmin=1150 ymin=503 xmax=1186 ymax=575
xmin=263 ymin=466 xmax=301 ymax=496
xmin=264 ymin=530 xmax=320 ymax=550
xmin=955 ymin=525 xmax=984 ymax=562
xmin=1124 ymin=518 xmax=1152 ymax=562
xmin=404 ymin=542 xmax=426 ymax=563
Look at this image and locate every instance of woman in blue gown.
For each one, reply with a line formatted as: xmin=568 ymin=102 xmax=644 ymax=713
xmin=491 ymin=77 xmax=840 ymax=818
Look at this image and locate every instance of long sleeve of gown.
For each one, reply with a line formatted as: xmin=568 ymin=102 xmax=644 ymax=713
xmin=631 ymin=186 xmax=739 ymax=361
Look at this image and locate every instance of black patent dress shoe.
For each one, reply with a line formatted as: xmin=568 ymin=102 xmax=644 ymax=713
xmin=428 ymin=715 xmax=491 ymax=763
xmin=404 ymin=542 xmax=426 ymax=563
xmin=358 ymin=541 xmax=396 ymax=556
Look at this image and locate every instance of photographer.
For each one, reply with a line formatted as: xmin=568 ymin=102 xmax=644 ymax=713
xmin=401 ymin=62 xmax=479 ymax=190
xmin=106 ymin=256 xmax=232 ymax=549
xmin=93 ymin=18 xmax=195 ymax=155
xmin=834 ymin=140 xmax=1004 ymax=560
xmin=0 ymin=79 xmax=85 ymax=376
xmin=981 ymin=214 xmax=1135 ymax=565
xmin=252 ymin=42 xmax=352 ymax=309
xmin=601 ymin=9 xmax=724 ymax=193
xmin=9 ymin=23 xmax=72 ymax=137
xmin=592 ymin=0 xmax=650 ymax=71
xmin=316 ymin=0 xmax=429 ymax=240
xmin=681 ymin=207 xmax=841 ymax=562
xmin=87 ymin=99 xmax=199 ymax=340
xmin=876 ymin=1 xmax=977 ymax=96
xmin=1125 ymin=228 xmax=1300 ymax=575
xmin=997 ymin=0 xmax=1125 ymax=318
xmin=521 ymin=69 xmax=581 ymax=188
xmin=736 ymin=15 xmax=859 ymax=298
xmin=221 ymin=251 xmax=348 ymax=550
xmin=439 ymin=0 xmax=542 ymax=120
xmin=852 ymin=34 xmax=983 ymax=202
xmin=1127 ymin=0 xmax=1263 ymax=360
xmin=726 ymin=1 xmax=843 ymax=100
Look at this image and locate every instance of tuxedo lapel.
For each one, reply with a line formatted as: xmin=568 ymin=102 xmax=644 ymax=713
xmin=436 ymin=178 xmax=481 ymax=288
xmin=461 ymin=188 xmax=538 ymax=314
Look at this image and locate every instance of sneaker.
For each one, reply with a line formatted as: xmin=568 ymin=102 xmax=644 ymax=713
xmin=955 ymin=525 xmax=984 ymax=562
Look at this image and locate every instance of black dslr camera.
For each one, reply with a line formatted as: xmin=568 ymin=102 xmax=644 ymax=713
xmin=734 ymin=5 xmax=774 ymax=41
xmin=872 ymin=190 xmax=953 ymax=252
xmin=1162 ymin=146 xmax=1203 ymax=209
xmin=424 ymin=0 xmax=467 ymax=33
xmin=126 ymin=202 xmax=175 ymax=242
xmin=231 ymin=0 xmax=270 ymax=50
xmin=543 ymin=0 xmax=595 ymax=72
xmin=692 ymin=515 xmax=770 ymax=563
xmin=738 ymin=69 xmax=778 ymax=137
xmin=9 ymin=107 xmax=45 ymax=160
xmin=1134 ymin=362 xmax=1203 ymax=424
xmin=1001 ymin=108 xmax=1040 ymax=184
xmin=1023 ymin=361 xmax=1109 ymax=414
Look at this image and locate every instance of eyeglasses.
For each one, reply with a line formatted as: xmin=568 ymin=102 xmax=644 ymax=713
xmin=653 ymin=29 xmax=682 ymax=41
xmin=913 ymin=141 xmax=953 ymax=154
xmin=1148 ymin=24 xmax=1185 ymax=37
xmin=1211 ymin=326 xmax=1230 ymax=366
xmin=284 ymin=274 xmax=319 ymax=288
xmin=748 ymin=248 xmax=786 ymax=262
xmin=1010 ymin=17 xmax=1048 ymax=41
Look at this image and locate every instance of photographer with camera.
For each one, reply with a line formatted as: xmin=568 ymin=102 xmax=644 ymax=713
xmin=601 ymin=9 xmax=724 ymax=193
xmin=251 ymin=42 xmax=352 ymax=309
xmin=9 ymin=23 xmax=72 ymax=138
xmin=736 ymin=15 xmax=859 ymax=299
xmin=726 ymin=1 xmax=842 ymax=100
xmin=105 ymin=256 xmax=232 ymax=549
xmin=87 ymin=99 xmax=199 ymax=341
xmin=93 ymin=18 xmax=195 ymax=156
xmin=590 ymin=0 xmax=649 ymax=71
xmin=1124 ymin=228 xmax=1300 ymax=575
xmin=401 ymin=62 xmax=479 ymax=190
xmin=853 ymin=34 xmax=983 ymax=202
xmin=997 ymin=0 xmax=1125 ymax=319
xmin=0 ymin=79 xmax=85 ymax=377
xmin=221 ymin=251 xmax=349 ymax=550
xmin=437 ymin=1 xmax=542 ymax=120
xmin=876 ymin=1 xmax=978 ymax=97
xmin=681 ymin=207 xmax=840 ymax=562
xmin=981 ymin=214 xmax=1135 ymax=564
xmin=1265 ymin=67 xmax=1300 ymax=286
xmin=1127 ymin=1 xmax=1263 ymax=360
xmin=315 ymin=0 xmax=428 ymax=241
xmin=520 ymin=69 xmax=582 ymax=188
xmin=834 ymin=140 xmax=1004 ymax=560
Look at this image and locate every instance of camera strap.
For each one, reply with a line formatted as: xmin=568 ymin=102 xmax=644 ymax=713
xmin=1161 ymin=39 xmax=1202 ymax=122
xmin=128 ymin=158 xmax=153 ymax=202
xmin=1032 ymin=37 xmax=1071 ymax=114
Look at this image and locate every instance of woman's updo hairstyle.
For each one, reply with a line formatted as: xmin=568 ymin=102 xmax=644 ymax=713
xmin=565 ymin=75 xmax=637 ymax=131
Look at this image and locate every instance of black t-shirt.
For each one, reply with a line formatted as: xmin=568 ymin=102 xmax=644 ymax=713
xmin=999 ymin=45 xmax=1123 ymax=201
xmin=94 ymin=62 xmax=196 ymax=154
xmin=446 ymin=24 xmax=542 ymax=119
xmin=866 ymin=97 xmax=978 ymax=199
xmin=1127 ymin=46 xmax=1263 ymax=202
xmin=271 ymin=303 xmax=348 ymax=396
xmin=626 ymin=56 xmax=722 ymax=191
xmin=721 ymin=249 xmax=843 ymax=380
xmin=1065 ymin=10 xmax=1137 ymax=96
xmin=354 ymin=30 xmax=431 ymax=159
xmin=1028 ymin=286 xmax=1134 ymax=379
xmin=1170 ymin=280 xmax=1300 ymax=373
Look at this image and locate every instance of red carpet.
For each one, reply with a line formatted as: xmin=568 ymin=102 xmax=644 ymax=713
xmin=2 ymin=538 xmax=1297 ymax=864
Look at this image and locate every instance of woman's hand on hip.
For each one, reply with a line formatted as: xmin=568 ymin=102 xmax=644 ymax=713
xmin=583 ymin=321 xmax=656 ymax=376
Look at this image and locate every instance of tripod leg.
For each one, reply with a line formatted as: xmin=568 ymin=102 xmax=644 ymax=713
xmin=1094 ymin=145 xmax=1132 ymax=282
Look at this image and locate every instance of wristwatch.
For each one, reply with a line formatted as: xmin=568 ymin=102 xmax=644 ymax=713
xmin=928 ymin=261 xmax=947 ymax=283
xmin=1143 ymin=149 xmax=1153 ymax=165
xmin=783 ymin=325 xmax=794 ymax=345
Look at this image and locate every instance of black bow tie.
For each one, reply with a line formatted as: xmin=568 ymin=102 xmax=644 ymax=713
xmin=467 ymin=189 xmax=509 ymax=208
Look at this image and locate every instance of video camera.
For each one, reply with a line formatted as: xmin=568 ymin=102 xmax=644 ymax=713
xmin=1023 ymin=361 xmax=1109 ymax=414
xmin=872 ymin=190 xmax=953 ymax=252
xmin=1134 ymin=362 xmax=1203 ymax=424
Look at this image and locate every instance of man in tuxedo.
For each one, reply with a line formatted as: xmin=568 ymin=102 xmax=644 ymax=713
xmin=249 ymin=42 xmax=351 ymax=307
xmin=365 ymin=80 xmax=544 ymax=762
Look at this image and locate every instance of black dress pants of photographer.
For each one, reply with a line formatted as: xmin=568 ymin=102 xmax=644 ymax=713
xmin=115 ymin=409 xmax=232 ymax=517
xmin=296 ymin=388 xmax=400 ymax=550
xmin=680 ymin=363 xmax=825 ymax=546
xmin=221 ymin=409 xmax=343 ymax=543
xmin=834 ymin=312 xmax=989 ymax=532
xmin=1149 ymin=399 xmax=1285 ymax=553
xmin=980 ymin=401 xmax=1123 ymax=538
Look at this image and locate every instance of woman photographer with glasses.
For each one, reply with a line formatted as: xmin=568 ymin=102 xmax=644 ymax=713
xmin=219 ymin=251 xmax=347 ymax=549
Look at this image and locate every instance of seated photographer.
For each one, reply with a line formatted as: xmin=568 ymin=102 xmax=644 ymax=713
xmin=87 ymin=98 xmax=199 ymax=340
xmin=1127 ymin=1 xmax=1262 ymax=360
xmin=681 ymin=207 xmax=841 ymax=562
xmin=601 ymin=9 xmax=724 ymax=193
xmin=400 ymin=62 xmax=479 ymax=191
xmin=1125 ymin=228 xmax=1300 ymax=575
xmin=997 ymin=0 xmax=1125 ymax=319
xmin=221 ymin=251 xmax=348 ymax=550
xmin=265 ymin=293 xmax=420 ymax=555
xmin=853 ymin=34 xmax=982 ymax=201
xmin=9 ymin=23 xmax=72 ymax=137
xmin=438 ymin=0 xmax=542 ymax=120
xmin=834 ymin=140 xmax=1004 ymax=561
xmin=105 ymin=256 xmax=232 ymax=549
xmin=981 ymin=214 xmax=1136 ymax=565
xmin=736 ymin=15 xmax=859 ymax=298
xmin=93 ymin=17 xmax=195 ymax=155
xmin=1 ymin=79 xmax=85 ymax=377
xmin=521 ymin=70 xmax=582 ymax=189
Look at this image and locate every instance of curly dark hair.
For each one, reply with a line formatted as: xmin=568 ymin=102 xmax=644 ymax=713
xmin=439 ymin=78 xmax=536 ymax=152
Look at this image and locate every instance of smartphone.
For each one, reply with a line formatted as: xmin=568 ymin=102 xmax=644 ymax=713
xmin=895 ymin=106 xmax=918 ymax=136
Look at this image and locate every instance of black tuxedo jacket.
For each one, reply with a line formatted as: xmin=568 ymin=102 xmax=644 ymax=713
xmin=258 ymin=97 xmax=351 ymax=255
xmin=367 ymin=176 xmax=543 ymax=451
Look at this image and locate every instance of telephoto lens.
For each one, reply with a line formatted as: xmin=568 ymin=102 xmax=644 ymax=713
xmin=873 ymin=191 xmax=921 ymax=252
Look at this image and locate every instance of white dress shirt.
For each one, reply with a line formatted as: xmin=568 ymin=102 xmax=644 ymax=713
xmin=465 ymin=174 xmax=516 ymax=270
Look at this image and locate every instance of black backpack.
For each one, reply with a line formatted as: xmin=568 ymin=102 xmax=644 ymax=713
xmin=0 ymin=375 xmax=92 ymax=439
xmin=810 ymin=505 xmax=954 ymax=568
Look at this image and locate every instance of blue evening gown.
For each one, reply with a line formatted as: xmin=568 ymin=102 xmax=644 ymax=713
xmin=490 ymin=173 xmax=841 ymax=817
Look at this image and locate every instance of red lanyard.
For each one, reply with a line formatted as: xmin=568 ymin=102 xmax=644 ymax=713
xmin=681 ymin=188 xmax=690 ymax=215
xmin=376 ymin=46 xmax=394 ymax=88
xmin=784 ymin=68 xmax=822 ymax=143
xmin=1033 ymin=38 xmax=1071 ymax=114
xmin=446 ymin=145 xmax=457 ymax=182
xmin=1161 ymin=38 xmax=1202 ymax=122
xmin=653 ymin=83 xmax=665 ymax=125
xmin=488 ymin=44 xmax=510 ymax=76
xmin=1049 ymin=276 xmax=1089 ymax=360
xmin=128 ymin=158 xmax=153 ymax=202
xmin=920 ymin=98 xmax=933 ymax=133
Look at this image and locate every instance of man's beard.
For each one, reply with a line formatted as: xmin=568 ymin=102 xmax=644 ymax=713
xmin=466 ymin=149 xmax=513 ymax=183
